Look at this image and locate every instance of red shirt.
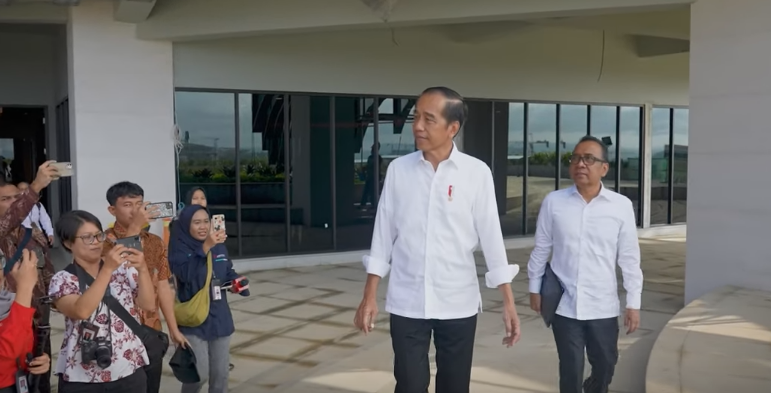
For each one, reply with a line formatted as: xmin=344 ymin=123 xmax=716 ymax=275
xmin=0 ymin=302 xmax=35 ymax=388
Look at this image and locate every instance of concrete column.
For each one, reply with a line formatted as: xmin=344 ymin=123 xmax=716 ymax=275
xmin=67 ymin=1 xmax=174 ymax=231
xmin=685 ymin=0 xmax=771 ymax=302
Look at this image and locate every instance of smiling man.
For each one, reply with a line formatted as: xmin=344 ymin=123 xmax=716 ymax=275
xmin=353 ymin=87 xmax=521 ymax=393
xmin=527 ymin=135 xmax=643 ymax=393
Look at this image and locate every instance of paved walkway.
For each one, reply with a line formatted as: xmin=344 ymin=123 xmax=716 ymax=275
xmin=48 ymin=236 xmax=686 ymax=392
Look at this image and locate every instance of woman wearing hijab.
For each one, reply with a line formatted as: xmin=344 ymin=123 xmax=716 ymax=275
xmin=0 ymin=250 xmax=51 ymax=392
xmin=184 ymin=187 xmax=207 ymax=208
xmin=168 ymin=205 xmax=249 ymax=393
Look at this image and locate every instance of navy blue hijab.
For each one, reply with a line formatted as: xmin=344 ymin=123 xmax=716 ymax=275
xmin=168 ymin=204 xmax=209 ymax=268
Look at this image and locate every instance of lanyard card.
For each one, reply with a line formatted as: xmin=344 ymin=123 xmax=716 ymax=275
xmin=211 ymin=278 xmax=222 ymax=301
xmin=16 ymin=369 xmax=29 ymax=393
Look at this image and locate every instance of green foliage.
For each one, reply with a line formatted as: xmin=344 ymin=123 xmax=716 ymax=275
xmin=178 ymin=158 xmax=284 ymax=183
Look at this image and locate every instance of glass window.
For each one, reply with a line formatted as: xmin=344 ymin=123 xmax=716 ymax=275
xmin=237 ymin=94 xmax=287 ymax=256
xmin=526 ymin=104 xmax=557 ymax=234
xmin=175 ymin=92 xmax=238 ymax=256
xmin=590 ymin=106 xmax=618 ymax=190
xmin=499 ymin=103 xmax=525 ymax=236
xmin=619 ymin=107 xmax=643 ymax=225
xmin=287 ymin=95 xmax=334 ymax=252
xmin=672 ymin=108 xmax=689 ymax=223
xmin=651 ymin=108 xmax=671 ymax=225
xmin=559 ymin=105 xmax=588 ymax=189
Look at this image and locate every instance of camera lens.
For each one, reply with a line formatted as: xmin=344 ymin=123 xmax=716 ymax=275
xmin=95 ymin=344 xmax=112 ymax=369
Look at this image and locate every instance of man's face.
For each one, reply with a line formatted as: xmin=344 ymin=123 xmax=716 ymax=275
xmin=0 ymin=185 xmax=20 ymax=216
xmin=412 ymin=93 xmax=459 ymax=152
xmin=569 ymin=141 xmax=609 ymax=187
xmin=108 ymin=195 xmax=143 ymax=226
xmin=17 ymin=183 xmax=28 ymax=192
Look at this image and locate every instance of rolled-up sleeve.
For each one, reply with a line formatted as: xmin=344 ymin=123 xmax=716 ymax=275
xmin=362 ymin=165 xmax=397 ymax=278
xmin=473 ymin=167 xmax=519 ymax=288
xmin=617 ymin=199 xmax=643 ymax=309
xmin=527 ymin=194 xmax=554 ymax=293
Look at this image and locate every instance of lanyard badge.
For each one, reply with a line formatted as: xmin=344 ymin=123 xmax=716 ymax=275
xmin=15 ymin=357 xmax=29 ymax=393
xmin=212 ymin=278 xmax=222 ymax=301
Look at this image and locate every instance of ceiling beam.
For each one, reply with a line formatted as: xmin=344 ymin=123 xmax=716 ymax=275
xmin=634 ymin=35 xmax=690 ymax=57
xmin=114 ymin=0 xmax=157 ymax=24
xmin=136 ymin=0 xmax=692 ymax=41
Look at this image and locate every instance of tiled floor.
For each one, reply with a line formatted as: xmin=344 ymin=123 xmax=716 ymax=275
xmin=47 ymin=236 xmax=686 ymax=393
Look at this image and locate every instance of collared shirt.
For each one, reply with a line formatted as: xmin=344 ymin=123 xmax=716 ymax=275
xmin=364 ymin=146 xmax=519 ymax=320
xmin=21 ymin=203 xmax=54 ymax=237
xmin=527 ymin=185 xmax=643 ymax=321
xmin=103 ymin=222 xmax=171 ymax=331
xmin=0 ymin=189 xmax=55 ymax=326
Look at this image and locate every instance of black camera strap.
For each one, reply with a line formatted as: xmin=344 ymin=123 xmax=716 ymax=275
xmin=64 ymin=263 xmax=144 ymax=342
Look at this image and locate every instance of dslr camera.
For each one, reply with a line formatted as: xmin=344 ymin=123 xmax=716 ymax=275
xmin=81 ymin=337 xmax=112 ymax=369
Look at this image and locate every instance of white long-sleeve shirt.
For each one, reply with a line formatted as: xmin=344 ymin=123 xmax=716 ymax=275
xmin=364 ymin=146 xmax=519 ymax=320
xmin=22 ymin=203 xmax=54 ymax=237
xmin=527 ymin=185 xmax=643 ymax=321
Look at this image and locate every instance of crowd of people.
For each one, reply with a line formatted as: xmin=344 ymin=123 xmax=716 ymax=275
xmin=0 ymin=168 xmax=250 ymax=393
xmin=0 ymin=86 xmax=642 ymax=393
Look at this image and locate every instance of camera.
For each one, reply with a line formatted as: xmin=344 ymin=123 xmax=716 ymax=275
xmin=81 ymin=337 xmax=112 ymax=369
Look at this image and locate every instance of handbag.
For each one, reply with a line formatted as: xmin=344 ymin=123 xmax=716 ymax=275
xmin=173 ymin=252 xmax=213 ymax=327
xmin=64 ymin=263 xmax=170 ymax=364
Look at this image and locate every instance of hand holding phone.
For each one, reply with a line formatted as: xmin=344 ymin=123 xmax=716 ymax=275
xmin=49 ymin=162 xmax=73 ymax=179
xmin=145 ymin=202 xmax=174 ymax=219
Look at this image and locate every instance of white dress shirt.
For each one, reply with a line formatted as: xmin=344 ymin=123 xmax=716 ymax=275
xmin=364 ymin=146 xmax=519 ymax=320
xmin=527 ymin=185 xmax=643 ymax=321
xmin=22 ymin=203 xmax=54 ymax=237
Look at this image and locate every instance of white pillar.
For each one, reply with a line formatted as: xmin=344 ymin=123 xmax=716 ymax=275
xmin=67 ymin=1 xmax=175 ymax=230
xmin=641 ymin=103 xmax=653 ymax=228
xmin=685 ymin=0 xmax=771 ymax=302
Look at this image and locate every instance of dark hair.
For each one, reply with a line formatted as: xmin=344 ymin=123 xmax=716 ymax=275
xmin=576 ymin=135 xmax=609 ymax=162
xmin=106 ymin=181 xmax=144 ymax=206
xmin=421 ymin=87 xmax=468 ymax=129
xmin=56 ymin=210 xmax=103 ymax=252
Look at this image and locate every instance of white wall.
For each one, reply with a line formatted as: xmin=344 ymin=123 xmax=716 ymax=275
xmin=68 ymin=1 xmax=176 ymax=232
xmin=174 ymin=25 xmax=689 ymax=106
xmin=685 ymin=0 xmax=771 ymax=302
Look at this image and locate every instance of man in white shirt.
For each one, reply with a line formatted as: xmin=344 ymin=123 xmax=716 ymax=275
xmin=353 ymin=87 xmax=521 ymax=393
xmin=18 ymin=181 xmax=54 ymax=246
xmin=527 ymin=135 xmax=643 ymax=393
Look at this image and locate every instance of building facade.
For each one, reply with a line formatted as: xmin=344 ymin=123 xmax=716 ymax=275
xmin=0 ymin=0 xmax=765 ymax=302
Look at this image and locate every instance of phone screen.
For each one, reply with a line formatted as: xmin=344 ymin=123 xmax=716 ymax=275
xmin=114 ymin=236 xmax=143 ymax=252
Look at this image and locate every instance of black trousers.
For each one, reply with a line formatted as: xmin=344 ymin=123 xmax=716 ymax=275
xmin=57 ymin=368 xmax=146 ymax=393
xmin=552 ymin=315 xmax=619 ymax=393
xmin=390 ymin=314 xmax=477 ymax=393
xmin=143 ymin=358 xmax=163 ymax=393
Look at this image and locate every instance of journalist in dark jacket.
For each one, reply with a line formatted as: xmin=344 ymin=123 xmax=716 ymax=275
xmin=168 ymin=205 xmax=249 ymax=393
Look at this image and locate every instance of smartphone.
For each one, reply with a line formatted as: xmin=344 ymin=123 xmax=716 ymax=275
xmin=211 ymin=214 xmax=225 ymax=232
xmin=146 ymin=201 xmax=174 ymax=219
xmin=49 ymin=162 xmax=73 ymax=178
xmin=114 ymin=235 xmax=143 ymax=252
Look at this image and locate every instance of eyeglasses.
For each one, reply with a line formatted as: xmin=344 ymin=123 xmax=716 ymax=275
xmin=76 ymin=232 xmax=107 ymax=245
xmin=569 ymin=154 xmax=606 ymax=166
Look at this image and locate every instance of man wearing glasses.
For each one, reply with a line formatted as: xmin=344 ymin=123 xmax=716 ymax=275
xmin=527 ymin=136 xmax=643 ymax=393
xmin=0 ymin=161 xmax=59 ymax=393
